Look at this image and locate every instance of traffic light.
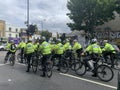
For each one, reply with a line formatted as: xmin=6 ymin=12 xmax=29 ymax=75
xmin=27 ymin=24 xmax=36 ymax=36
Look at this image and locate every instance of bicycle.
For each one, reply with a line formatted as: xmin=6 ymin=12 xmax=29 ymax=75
xmin=31 ymin=54 xmax=53 ymax=78
xmin=31 ymin=53 xmax=42 ymax=73
xmin=17 ymin=52 xmax=27 ymax=64
xmin=75 ymin=54 xmax=114 ymax=82
xmin=51 ymin=54 xmax=69 ymax=73
xmin=9 ymin=53 xmax=16 ymax=66
xmin=4 ymin=53 xmax=16 ymax=66
xmin=63 ymin=50 xmax=81 ymax=71
xmin=99 ymin=54 xmax=120 ymax=70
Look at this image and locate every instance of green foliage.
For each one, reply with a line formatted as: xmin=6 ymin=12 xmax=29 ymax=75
xmin=67 ymin=0 xmax=120 ymax=34
xmin=27 ymin=24 xmax=37 ymax=36
xmin=40 ymin=30 xmax=52 ymax=41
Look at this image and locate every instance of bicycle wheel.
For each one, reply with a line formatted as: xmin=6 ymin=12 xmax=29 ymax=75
xmin=71 ymin=62 xmax=80 ymax=71
xmin=17 ymin=53 xmax=21 ymax=62
xmin=75 ymin=62 xmax=86 ymax=76
xmin=31 ymin=59 xmax=38 ymax=73
xmin=97 ymin=65 xmax=114 ymax=82
xmin=52 ymin=58 xmax=59 ymax=69
xmin=60 ymin=60 xmax=69 ymax=73
xmin=9 ymin=55 xmax=15 ymax=66
xmin=38 ymin=60 xmax=42 ymax=71
xmin=114 ymin=58 xmax=120 ymax=70
xmin=46 ymin=62 xmax=53 ymax=78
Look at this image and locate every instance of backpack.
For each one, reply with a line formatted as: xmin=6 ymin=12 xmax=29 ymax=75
xmin=11 ymin=44 xmax=16 ymax=50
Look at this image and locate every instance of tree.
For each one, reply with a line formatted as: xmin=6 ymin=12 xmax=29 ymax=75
xmin=67 ymin=0 xmax=120 ymax=37
xmin=40 ymin=30 xmax=52 ymax=41
xmin=26 ymin=24 xmax=38 ymax=37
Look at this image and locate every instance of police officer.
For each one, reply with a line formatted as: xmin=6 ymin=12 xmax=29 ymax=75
xmin=38 ymin=37 xmax=51 ymax=77
xmin=24 ymin=40 xmax=35 ymax=72
xmin=72 ymin=39 xmax=83 ymax=58
xmin=63 ymin=39 xmax=72 ymax=58
xmin=84 ymin=38 xmax=102 ymax=77
xmin=33 ymin=40 xmax=39 ymax=56
xmin=17 ymin=40 xmax=26 ymax=63
xmin=102 ymin=40 xmax=116 ymax=68
xmin=4 ymin=40 xmax=16 ymax=63
xmin=53 ymin=39 xmax=64 ymax=71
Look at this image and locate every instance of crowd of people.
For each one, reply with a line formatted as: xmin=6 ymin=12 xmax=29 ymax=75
xmin=3 ymin=36 xmax=118 ymax=77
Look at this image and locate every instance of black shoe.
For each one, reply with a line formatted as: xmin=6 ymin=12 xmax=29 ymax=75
xmin=57 ymin=68 xmax=60 ymax=71
xmin=26 ymin=70 xmax=29 ymax=72
xmin=111 ymin=66 xmax=114 ymax=68
xmin=86 ymin=68 xmax=91 ymax=71
xmin=92 ymin=74 xmax=97 ymax=77
xmin=40 ymin=74 xmax=46 ymax=77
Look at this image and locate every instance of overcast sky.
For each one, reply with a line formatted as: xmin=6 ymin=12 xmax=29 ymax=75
xmin=0 ymin=0 xmax=71 ymax=33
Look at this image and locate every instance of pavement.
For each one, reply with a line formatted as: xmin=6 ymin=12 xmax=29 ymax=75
xmin=0 ymin=51 xmax=118 ymax=90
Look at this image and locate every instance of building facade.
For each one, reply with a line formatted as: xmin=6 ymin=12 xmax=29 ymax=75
xmin=0 ymin=20 xmax=6 ymax=44
xmin=94 ymin=12 xmax=120 ymax=45
xmin=0 ymin=20 xmax=5 ymax=37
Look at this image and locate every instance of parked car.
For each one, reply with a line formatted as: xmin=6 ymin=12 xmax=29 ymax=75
xmin=0 ymin=44 xmax=6 ymax=51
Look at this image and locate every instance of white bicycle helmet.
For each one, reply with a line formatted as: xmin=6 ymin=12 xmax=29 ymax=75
xmin=91 ymin=38 xmax=97 ymax=43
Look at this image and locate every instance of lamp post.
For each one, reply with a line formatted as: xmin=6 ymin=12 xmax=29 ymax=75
xmin=27 ymin=0 xmax=29 ymax=40
xmin=27 ymin=0 xmax=29 ymax=27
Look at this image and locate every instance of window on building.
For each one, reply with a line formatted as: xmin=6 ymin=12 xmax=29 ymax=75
xmin=9 ymin=34 xmax=11 ymax=37
xmin=9 ymin=27 xmax=11 ymax=31
xmin=16 ymin=34 xmax=18 ymax=38
xmin=16 ymin=28 xmax=18 ymax=32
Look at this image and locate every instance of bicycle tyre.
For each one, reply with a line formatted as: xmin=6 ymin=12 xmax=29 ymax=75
xmin=9 ymin=55 xmax=15 ymax=66
xmin=46 ymin=62 xmax=53 ymax=78
xmin=60 ymin=60 xmax=69 ymax=73
xmin=31 ymin=59 xmax=38 ymax=73
xmin=75 ymin=62 xmax=86 ymax=76
xmin=97 ymin=65 xmax=114 ymax=82
xmin=71 ymin=62 xmax=80 ymax=71
xmin=17 ymin=53 xmax=21 ymax=62
xmin=113 ymin=58 xmax=120 ymax=70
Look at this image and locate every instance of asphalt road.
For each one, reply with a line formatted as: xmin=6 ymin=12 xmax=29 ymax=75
xmin=0 ymin=51 xmax=118 ymax=90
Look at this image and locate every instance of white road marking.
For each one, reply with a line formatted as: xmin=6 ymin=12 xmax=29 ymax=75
xmin=0 ymin=64 xmax=5 ymax=66
xmin=0 ymin=62 xmax=117 ymax=89
xmin=16 ymin=62 xmax=26 ymax=66
xmin=60 ymin=73 xmax=117 ymax=90
xmin=8 ymin=79 xmax=12 ymax=82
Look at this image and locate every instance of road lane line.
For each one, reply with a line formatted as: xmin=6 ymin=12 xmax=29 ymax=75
xmin=16 ymin=62 xmax=26 ymax=66
xmin=0 ymin=64 xmax=5 ymax=66
xmin=60 ymin=73 xmax=117 ymax=89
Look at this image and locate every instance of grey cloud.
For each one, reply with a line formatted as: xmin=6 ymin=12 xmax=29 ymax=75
xmin=0 ymin=0 xmax=71 ymax=33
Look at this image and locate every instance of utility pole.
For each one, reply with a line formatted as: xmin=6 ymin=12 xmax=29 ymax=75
xmin=27 ymin=0 xmax=29 ymax=41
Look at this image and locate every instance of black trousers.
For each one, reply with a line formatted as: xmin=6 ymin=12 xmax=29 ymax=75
xmin=5 ymin=51 xmax=15 ymax=61
xmin=76 ymin=48 xmax=83 ymax=58
xmin=64 ymin=50 xmax=72 ymax=58
xmin=20 ymin=48 xmax=24 ymax=62
xmin=84 ymin=53 xmax=99 ymax=75
xmin=26 ymin=53 xmax=33 ymax=71
xmin=102 ymin=51 xmax=115 ymax=67
xmin=52 ymin=54 xmax=62 ymax=69
xmin=41 ymin=54 xmax=51 ymax=75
